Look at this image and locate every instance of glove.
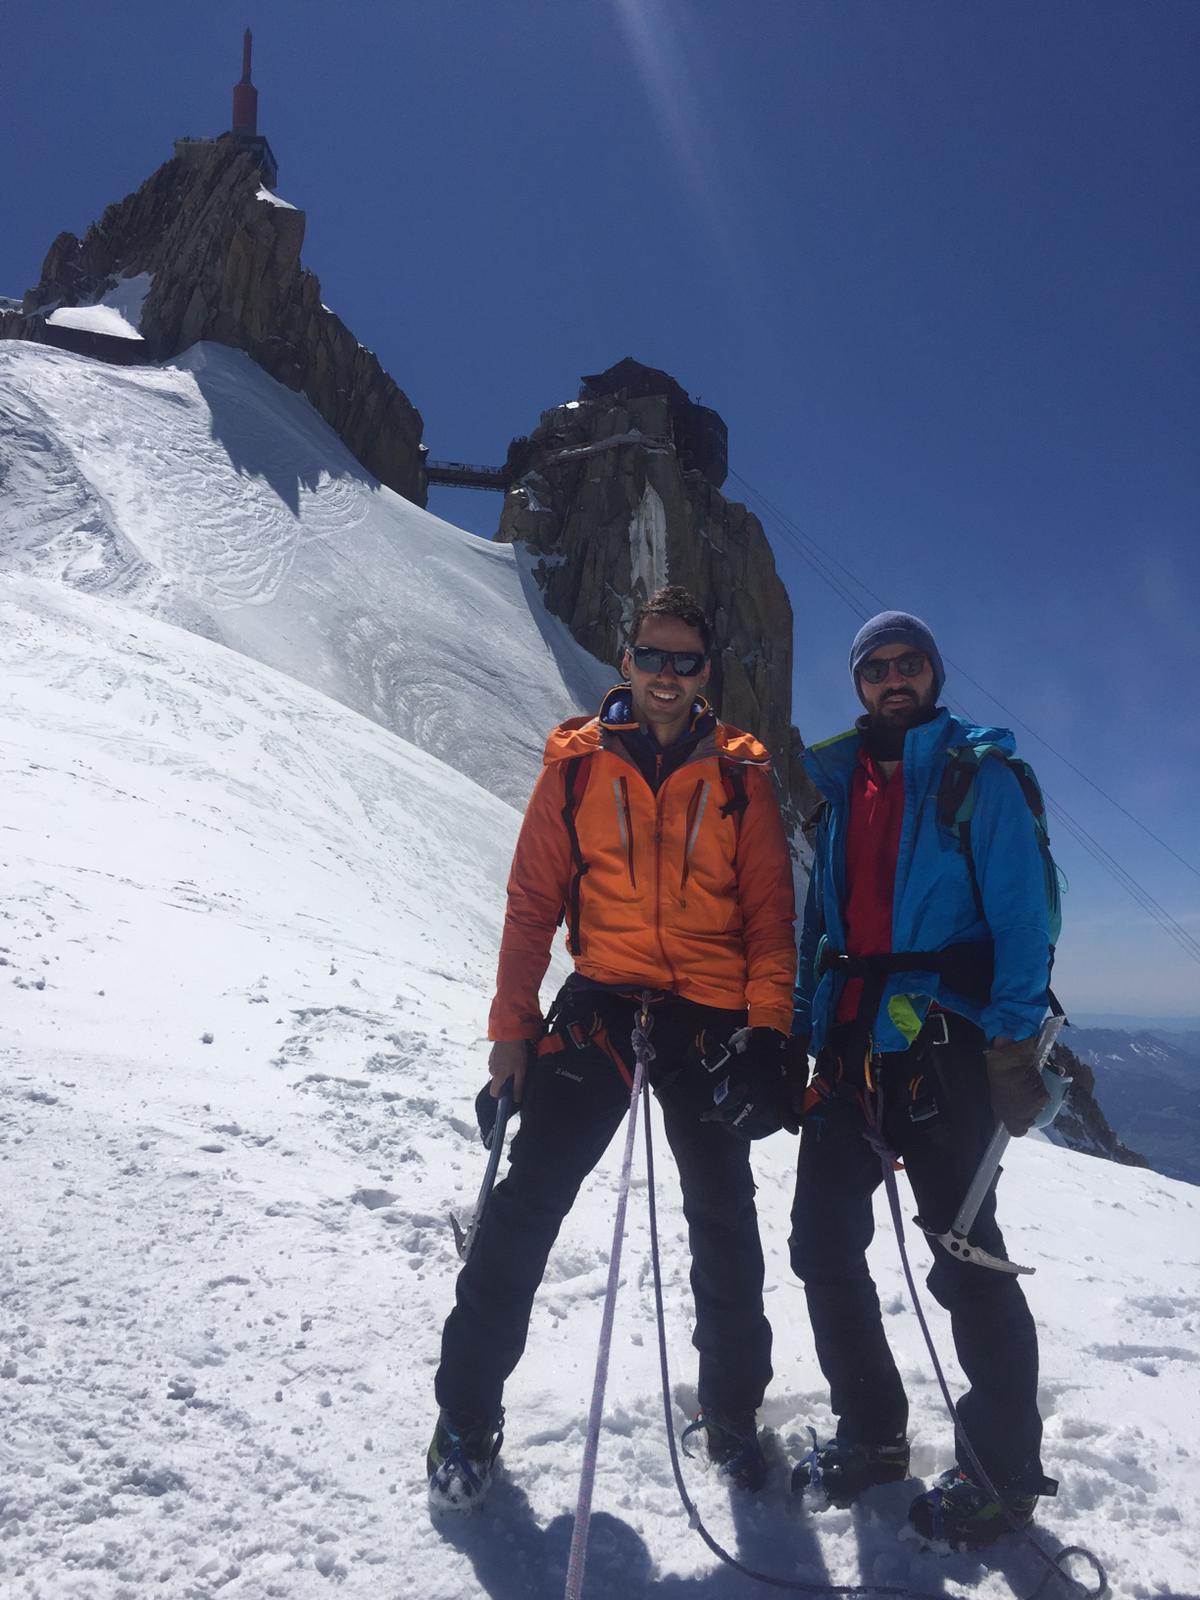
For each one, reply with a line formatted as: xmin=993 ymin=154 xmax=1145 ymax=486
xmin=985 ymin=1035 xmax=1050 ymax=1136
xmin=703 ymin=1027 xmax=795 ymax=1139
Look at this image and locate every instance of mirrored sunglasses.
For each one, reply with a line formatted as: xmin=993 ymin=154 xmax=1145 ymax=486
xmin=631 ymin=645 xmax=708 ymax=678
xmin=859 ymin=650 xmax=928 ymax=685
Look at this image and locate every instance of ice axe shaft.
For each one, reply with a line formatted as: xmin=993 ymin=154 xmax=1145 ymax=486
xmin=450 ymin=1080 xmax=514 ymax=1262
xmin=925 ymin=1014 xmax=1068 ymax=1276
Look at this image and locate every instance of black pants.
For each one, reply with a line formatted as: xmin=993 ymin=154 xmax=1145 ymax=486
xmin=789 ymin=1015 xmax=1045 ymax=1494
xmin=436 ymin=981 xmax=773 ymax=1426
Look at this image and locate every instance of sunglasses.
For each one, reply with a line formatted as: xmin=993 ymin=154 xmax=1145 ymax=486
xmin=630 ymin=645 xmax=708 ymax=678
xmin=859 ymin=650 xmax=928 ymax=685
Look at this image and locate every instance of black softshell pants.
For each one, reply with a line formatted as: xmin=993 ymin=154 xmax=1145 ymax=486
xmin=789 ymin=1014 xmax=1045 ymax=1494
xmin=436 ymin=982 xmax=773 ymax=1427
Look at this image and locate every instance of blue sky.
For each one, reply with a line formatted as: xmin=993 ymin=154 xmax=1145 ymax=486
xmin=4 ymin=1 xmax=1197 ymax=1016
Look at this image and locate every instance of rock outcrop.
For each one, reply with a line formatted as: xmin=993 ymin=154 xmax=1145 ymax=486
xmin=1046 ymin=1040 xmax=1149 ymax=1170
xmin=496 ymin=359 xmax=815 ymax=819
xmin=14 ymin=137 xmax=426 ymax=504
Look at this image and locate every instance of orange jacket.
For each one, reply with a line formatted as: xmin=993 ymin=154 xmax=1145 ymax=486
xmin=489 ymin=696 xmax=796 ymax=1039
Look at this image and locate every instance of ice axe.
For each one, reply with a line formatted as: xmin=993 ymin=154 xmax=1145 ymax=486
xmin=449 ymin=1079 xmax=515 ymax=1262
xmin=921 ymin=1013 xmax=1070 ymax=1275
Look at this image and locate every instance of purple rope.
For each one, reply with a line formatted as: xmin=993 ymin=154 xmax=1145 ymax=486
xmin=562 ymin=1000 xmax=655 ymax=1600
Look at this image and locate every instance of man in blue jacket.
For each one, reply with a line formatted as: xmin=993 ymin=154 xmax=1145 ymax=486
xmin=790 ymin=610 xmax=1057 ymax=1550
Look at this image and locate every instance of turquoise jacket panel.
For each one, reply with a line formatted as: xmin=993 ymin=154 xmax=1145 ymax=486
xmin=794 ymin=709 xmax=1051 ymax=1054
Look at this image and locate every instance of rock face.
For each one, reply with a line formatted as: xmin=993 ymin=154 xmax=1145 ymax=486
xmin=496 ymin=359 xmax=815 ymax=817
xmin=1046 ymin=1041 xmax=1149 ymax=1171
xmin=16 ymin=137 xmax=426 ymax=504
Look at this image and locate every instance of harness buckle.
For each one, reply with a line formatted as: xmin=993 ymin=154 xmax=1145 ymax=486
xmin=700 ymin=1042 xmax=732 ymax=1076
xmin=927 ymin=1011 xmax=951 ymax=1047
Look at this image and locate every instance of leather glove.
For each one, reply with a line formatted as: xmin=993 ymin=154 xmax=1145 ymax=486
xmin=984 ymin=1035 xmax=1049 ymax=1136
xmin=703 ymin=1027 xmax=795 ymax=1139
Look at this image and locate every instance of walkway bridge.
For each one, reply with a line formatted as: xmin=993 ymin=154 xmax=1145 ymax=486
xmin=425 ymin=459 xmax=510 ymax=493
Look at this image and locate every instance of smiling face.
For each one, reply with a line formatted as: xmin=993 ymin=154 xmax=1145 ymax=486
xmin=857 ymin=643 xmax=937 ymax=729
xmin=620 ymin=614 xmax=711 ymax=747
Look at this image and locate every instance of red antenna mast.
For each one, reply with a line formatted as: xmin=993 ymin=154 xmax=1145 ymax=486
xmin=232 ymin=28 xmax=258 ymax=135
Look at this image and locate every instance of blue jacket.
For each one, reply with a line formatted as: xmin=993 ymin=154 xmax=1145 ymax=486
xmin=795 ymin=709 xmax=1051 ymax=1055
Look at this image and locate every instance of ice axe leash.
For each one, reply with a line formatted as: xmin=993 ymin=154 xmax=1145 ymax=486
xmin=562 ymin=996 xmax=654 ymax=1600
xmin=449 ymin=1079 xmax=514 ymax=1262
xmin=920 ymin=1013 xmax=1070 ymax=1274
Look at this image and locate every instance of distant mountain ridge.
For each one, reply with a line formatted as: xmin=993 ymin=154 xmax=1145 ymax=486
xmin=1060 ymin=1025 xmax=1200 ymax=1186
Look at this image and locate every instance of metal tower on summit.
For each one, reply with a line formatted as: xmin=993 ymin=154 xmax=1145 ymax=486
xmin=175 ymin=27 xmax=278 ymax=186
xmin=232 ymin=29 xmax=259 ymax=135
xmin=227 ymin=28 xmax=278 ymax=185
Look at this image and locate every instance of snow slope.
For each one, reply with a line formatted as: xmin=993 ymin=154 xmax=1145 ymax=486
xmin=0 ymin=340 xmax=612 ymax=807
xmin=1 ymin=341 xmax=1198 ymax=1598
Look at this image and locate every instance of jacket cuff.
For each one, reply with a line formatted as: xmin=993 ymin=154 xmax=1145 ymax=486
xmin=980 ymin=999 xmax=1044 ymax=1045
xmin=748 ymin=1003 xmax=793 ymax=1034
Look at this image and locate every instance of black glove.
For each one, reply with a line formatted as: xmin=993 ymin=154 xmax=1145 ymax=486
xmin=985 ymin=1036 xmax=1049 ymax=1136
xmin=703 ymin=1027 xmax=795 ymax=1139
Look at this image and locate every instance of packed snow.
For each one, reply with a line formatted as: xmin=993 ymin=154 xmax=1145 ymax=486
xmin=45 ymin=274 xmax=153 ymax=341
xmin=256 ymin=187 xmax=297 ymax=211
xmin=1 ymin=342 xmax=1198 ymax=1599
xmin=0 ymin=340 xmax=612 ymax=808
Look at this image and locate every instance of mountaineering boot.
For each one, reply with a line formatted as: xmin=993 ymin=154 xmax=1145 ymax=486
xmin=906 ymin=1467 xmax=1044 ymax=1549
xmin=681 ymin=1411 xmax=768 ymax=1492
xmin=792 ymin=1432 xmax=911 ymax=1507
xmin=426 ymin=1408 xmax=504 ymax=1510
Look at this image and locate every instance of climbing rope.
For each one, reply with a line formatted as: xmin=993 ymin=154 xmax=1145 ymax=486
xmin=876 ymin=1154 xmax=1105 ymax=1599
xmin=643 ymin=1078 xmax=1108 ymax=1600
xmin=562 ymin=996 xmax=655 ymax=1600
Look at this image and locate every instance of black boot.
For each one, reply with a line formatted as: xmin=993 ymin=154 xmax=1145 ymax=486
xmin=426 ymin=1408 xmax=505 ymax=1510
xmin=681 ymin=1411 xmax=768 ymax=1492
xmin=792 ymin=1431 xmax=911 ymax=1507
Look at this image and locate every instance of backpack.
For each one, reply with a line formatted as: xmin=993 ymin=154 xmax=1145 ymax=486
xmin=558 ymin=752 xmax=750 ymax=956
xmin=935 ymin=742 xmax=1065 ymax=1013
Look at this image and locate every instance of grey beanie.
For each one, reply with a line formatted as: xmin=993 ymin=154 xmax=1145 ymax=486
xmin=849 ymin=611 xmax=945 ymax=700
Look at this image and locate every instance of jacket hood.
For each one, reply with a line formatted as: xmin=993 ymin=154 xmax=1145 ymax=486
xmin=542 ymin=686 xmax=772 ymax=767
xmin=800 ymin=708 xmax=1016 ymax=798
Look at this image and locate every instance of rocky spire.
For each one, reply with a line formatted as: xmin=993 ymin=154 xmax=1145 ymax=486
xmin=16 ymin=141 xmax=426 ymax=504
xmin=496 ymin=358 xmax=818 ymax=822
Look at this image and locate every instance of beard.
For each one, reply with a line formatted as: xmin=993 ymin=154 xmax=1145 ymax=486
xmin=860 ymin=687 xmax=938 ymax=761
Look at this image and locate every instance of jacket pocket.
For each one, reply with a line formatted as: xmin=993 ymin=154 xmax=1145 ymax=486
xmin=679 ymin=780 xmax=711 ymax=891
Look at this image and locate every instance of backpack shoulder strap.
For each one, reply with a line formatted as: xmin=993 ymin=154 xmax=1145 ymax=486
xmin=717 ymin=758 xmax=750 ymax=832
xmin=559 ymin=754 xmax=593 ymax=954
xmin=936 ymin=743 xmax=1006 ymax=924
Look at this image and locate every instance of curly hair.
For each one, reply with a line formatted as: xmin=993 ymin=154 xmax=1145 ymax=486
xmin=628 ymin=585 xmax=713 ymax=656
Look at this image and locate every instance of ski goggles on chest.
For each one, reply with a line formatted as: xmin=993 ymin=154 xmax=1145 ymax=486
xmin=858 ymin=650 xmax=927 ymax=684
xmin=630 ymin=645 xmax=708 ymax=677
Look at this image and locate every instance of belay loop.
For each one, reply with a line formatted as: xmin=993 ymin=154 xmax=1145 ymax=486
xmin=632 ymin=998 xmax=657 ymax=1074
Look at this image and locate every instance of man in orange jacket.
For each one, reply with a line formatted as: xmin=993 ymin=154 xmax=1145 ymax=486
xmin=428 ymin=585 xmax=796 ymax=1507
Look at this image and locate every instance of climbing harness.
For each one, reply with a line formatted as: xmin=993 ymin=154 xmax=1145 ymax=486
xmin=562 ymin=995 xmax=655 ymax=1600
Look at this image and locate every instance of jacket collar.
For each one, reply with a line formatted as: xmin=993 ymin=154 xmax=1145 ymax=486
xmin=597 ymin=684 xmax=713 ymax=737
xmin=800 ymin=708 xmax=1016 ymax=802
